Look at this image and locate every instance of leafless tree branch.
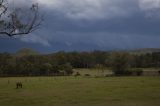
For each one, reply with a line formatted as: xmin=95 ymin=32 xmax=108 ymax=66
xmin=0 ymin=0 xmax=42 ymax=37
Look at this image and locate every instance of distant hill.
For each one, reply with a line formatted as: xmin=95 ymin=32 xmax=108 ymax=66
xmin=129 ymin=48 xmax=160 ymax=54
xmin=13 ymin=48 xmax=160 ymax=56
xmin=15 ymin=48 xmax=39 ymax=57
xmin=109 ymin=48 xmax=160 ymax=54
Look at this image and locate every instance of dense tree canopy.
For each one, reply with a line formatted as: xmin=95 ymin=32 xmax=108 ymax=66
xmin=0 ymin=49 xmax=160 ymax=76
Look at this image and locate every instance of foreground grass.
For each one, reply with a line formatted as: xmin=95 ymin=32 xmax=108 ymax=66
xmin=0 ymin=76 xmax=160 ymax=106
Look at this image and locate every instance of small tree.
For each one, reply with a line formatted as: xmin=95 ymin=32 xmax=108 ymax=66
xmin=60 ymin=63 xmax=73 ymax=75
xmin=95 ymin=64 xmax=105 ymax=76
xmin=109 ymin=52 xmax=132 ymax=76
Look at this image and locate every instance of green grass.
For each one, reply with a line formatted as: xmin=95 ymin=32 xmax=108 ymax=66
xmin=0 ymin=76 xmax=160 ymax=106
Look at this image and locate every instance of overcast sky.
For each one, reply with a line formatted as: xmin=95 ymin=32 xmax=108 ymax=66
xmin=1 ymin=0 xmax=160 ymax=53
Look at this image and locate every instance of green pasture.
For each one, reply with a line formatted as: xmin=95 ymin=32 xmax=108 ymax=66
xmin=0 ymin=76 xmax=160 ymax=106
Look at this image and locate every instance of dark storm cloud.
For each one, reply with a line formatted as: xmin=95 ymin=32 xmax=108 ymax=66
xmin=1 ymin=0 xmax=160 ymax=52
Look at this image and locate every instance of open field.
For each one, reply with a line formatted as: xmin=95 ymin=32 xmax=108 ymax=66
xmin=73 ymin=68 xmax=113 ymax=76
xmin=0 ymin=76 xmax=160 ymax=106
xmin=74 ymin=68 xmax=160 ymax=76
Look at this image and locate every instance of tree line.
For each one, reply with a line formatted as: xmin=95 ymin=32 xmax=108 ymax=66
xmin=0 ymin=50 xmax=160 ymax=76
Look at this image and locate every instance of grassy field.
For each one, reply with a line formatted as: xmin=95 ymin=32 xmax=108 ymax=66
xmin=0 ymin=76 xmax=160 ymax=106
xmin=74 ymin=68 xmax=160 ymax=76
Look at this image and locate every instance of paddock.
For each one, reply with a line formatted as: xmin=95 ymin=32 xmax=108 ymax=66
xmin=0 ymin=76 xmax=160 ymax=106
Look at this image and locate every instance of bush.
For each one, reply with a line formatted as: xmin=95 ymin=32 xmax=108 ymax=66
xmin=136 ymin=70 xmax=143 ymax=76
xmin=113 ymin=68 xmax=143 ymax=76
xmin=74 ymin=72 xmax=81 ymax=77
xmin=105 ymin=74 xmax=114 ymax=77
xmin=113 ymin=69 xmax=132 ymax=76
xmin=60 ymin=63 xmax=73 ymax=75
xmin=109 ymin=52 xmax=132 ymax=76
xmin=131 ymin=69 xmax=143 ymax=76
xmin=84 ymin=74 xmax=90 ymax=76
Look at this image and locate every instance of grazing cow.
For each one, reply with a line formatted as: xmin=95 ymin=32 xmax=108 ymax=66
xmin=16 ymin=82 xmax=22 ymax=89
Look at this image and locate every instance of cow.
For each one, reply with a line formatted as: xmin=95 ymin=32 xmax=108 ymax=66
xmin=16 ymin=82 xmax=22 ymax=89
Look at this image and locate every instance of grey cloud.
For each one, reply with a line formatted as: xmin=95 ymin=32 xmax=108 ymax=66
xmin=1 ymin=0 xmax=160 ymax=52
xmin=20 ymin=34 xmax=51 ymax=47
xmin=36 ymin=0 xmax=138 ymax=20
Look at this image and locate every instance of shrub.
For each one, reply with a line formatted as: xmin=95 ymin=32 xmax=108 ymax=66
xmin=60 ymin=63 xmax=73 ymax=75
xmin=74 ymin=72 xmax=81 ymax=77
xmin=136 ymin=69 xmax=143 ymax=76
xmin=84 ymin=74 xmax=90 ymax=76
xmin=131 ymin=69 xmax=143 ymax=76
xmin=113 ymin=69 xmax=132 ymax=76
xmin=109 ymin=52 xmax=132 ymax=76
xmin=105 ymin=74 xmax=114 ymax=77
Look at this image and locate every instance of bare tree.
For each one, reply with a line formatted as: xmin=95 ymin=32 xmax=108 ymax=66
xmin=0 ymin=0 xmax=42 ymax=37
